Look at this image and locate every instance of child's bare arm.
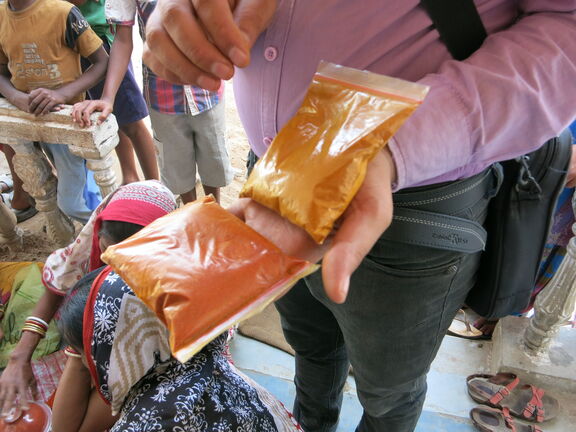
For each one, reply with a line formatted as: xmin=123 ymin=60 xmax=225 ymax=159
xmin=0 ymin=64 xmax=30 ymax=112
xmin=72 ymin=25 xmax=132 ymax=127
xmin=28 ymin=46 xmax=108 ymax=116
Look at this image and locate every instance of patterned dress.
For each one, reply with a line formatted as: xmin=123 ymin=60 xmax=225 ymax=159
xmin=84 ymin=267 xmax=301 ymax=431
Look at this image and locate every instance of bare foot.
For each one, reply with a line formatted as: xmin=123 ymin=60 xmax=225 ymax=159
xmin=473 ymin=318 xmax=498 ymax=338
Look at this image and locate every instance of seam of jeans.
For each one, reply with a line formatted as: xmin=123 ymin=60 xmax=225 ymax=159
xmin=324 ymin=329 xmax=346 ymax=432
xmin=425 ymin=258 xmax=461 ymax=367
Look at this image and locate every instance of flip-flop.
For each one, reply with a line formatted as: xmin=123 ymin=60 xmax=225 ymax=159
xmin=470 ymin=406 xmax=543 ymax=432
xmin=0 ymin=192 xmax=38 ymax=223
xmin=467 ymin=373 xmax=559 ymax=423
xmin=447 ymin=309 xmax=488 ymax=340
xmin=0 ymin=173 xmax=13 ymax=193
xmin=13 ymin=205 xmax=38 ymax=223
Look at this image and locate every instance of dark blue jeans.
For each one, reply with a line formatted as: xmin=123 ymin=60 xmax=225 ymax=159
xmin=275 ymin=175 xmax=494 ymax=432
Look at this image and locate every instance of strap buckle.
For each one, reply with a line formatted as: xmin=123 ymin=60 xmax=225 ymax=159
xmin=516 ymin=155 xmax=542 ymax=197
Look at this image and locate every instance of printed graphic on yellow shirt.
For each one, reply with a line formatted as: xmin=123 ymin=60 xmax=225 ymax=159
xmin=0 ymin=0 xmax=102 ymax=101
xmin=15 ymin=43 xmax=63 ymax=89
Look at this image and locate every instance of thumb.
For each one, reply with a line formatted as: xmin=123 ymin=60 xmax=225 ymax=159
xmin=234 ymin=0 xmax=277 ymax=47
xmin=321 ymin=149 xmax=395 ymax=303
xmin=321 ymin=203 xmax=391 ymax=304
xmin=226 ymin=198 xmax=249 ymax=221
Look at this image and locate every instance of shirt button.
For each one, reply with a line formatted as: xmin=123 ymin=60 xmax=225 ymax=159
xmin=264 ymin=46 xmax=278 ymax=62
xmin=263 ymin=136 xmax=273 ymax=146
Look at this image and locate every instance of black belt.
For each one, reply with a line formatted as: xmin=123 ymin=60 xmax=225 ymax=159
xmin=382 ymin=165 xmax=503 ymax=253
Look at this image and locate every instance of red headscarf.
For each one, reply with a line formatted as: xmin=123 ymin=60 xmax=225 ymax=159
xmin=89 ymin=182 xmax=177 ymax=271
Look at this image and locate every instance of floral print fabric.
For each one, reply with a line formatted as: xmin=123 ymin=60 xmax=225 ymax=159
xmin=88 ymin=269 xmax=299 ymax=431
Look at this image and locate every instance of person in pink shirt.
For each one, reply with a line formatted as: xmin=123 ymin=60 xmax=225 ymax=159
xmin=142 ymin=1 xmax=576 ymax=431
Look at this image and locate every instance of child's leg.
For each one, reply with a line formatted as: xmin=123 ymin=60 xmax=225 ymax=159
xmin=202 ymin=185 xmax=220 ymax=203
xmin=0 ymin=144 xmax=33 ymax=210
xmin=114 ymin=130 xmax=140 ymax=185
xmin=148 ymin=109 xmax=197 ymax=203
xmin=40 ymin=143 xmax=92 ymax=224
xmin=111 ymin=59 xmax=159 ymax=181
xmin=194 ymin=102 xmax=233 ymax=204
xmin=120 ymin=120 xmax=159 ymax=181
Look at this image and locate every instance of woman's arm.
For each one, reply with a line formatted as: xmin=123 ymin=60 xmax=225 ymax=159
xmin=52 ymin=357 xmax=92 ymax=432
xmin=0 ymin=289 xmax=64 ymax=415
xmin=52 ymin=356 xmax=119 ymax=432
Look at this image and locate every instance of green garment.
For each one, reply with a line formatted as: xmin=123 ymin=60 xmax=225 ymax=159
xmin=79 ymin=0 xmax=114 ymax=46
xmin=0 ymin=264 xmax=61 ymax=368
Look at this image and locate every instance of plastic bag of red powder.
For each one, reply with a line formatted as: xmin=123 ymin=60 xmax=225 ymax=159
xmin=241 ymin=61 xmax=429 ymax=243
xmin=102 ymin=196 xmax=318 ymax=362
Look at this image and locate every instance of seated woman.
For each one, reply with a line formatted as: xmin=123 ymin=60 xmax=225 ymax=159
xmin=53 ymin=267 xmax=300 ymax=432
xmin=0 ymin=181 xmax=177 ymax=415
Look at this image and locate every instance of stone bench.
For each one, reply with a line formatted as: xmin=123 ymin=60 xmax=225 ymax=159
xmin=0 ymin=98 xmax=119 ymax=247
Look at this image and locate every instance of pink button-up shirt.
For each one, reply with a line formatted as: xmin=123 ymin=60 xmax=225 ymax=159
xmin=234 ymin=0 xmax=576 ymax=190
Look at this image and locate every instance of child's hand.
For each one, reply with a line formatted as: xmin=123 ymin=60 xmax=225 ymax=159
xmin=71 ymin=99 xmax=113 ymax=128
xmin=28 ymin=88 xmax=66 ymax=116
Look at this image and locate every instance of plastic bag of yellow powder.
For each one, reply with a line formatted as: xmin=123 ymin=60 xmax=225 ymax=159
xmin=102 ymin=196 xmax=318 ymax=363
xmin=241 ymin=62 xmax=429 ymax=243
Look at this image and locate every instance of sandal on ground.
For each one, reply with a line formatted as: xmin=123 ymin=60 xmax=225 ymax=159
xmin=0 ymin=173 xmax=13 ymax=193
xmin=474 ymin=317 xmax=499 ymax=338
xmin=0 ymin=192 xmax=38 ymax=223
xmin=470 ymin=406 xmax=543 ymax=432
xmin=447 ymin=309 xmax=488 ymax=340
xmin=467 ymin=373 xmax=559 ymax=422
xmin=13 ymin=205 xmax=38 ymax=223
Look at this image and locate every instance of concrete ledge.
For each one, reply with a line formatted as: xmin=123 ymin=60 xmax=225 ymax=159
xmin=0 ymin=99 xmax=118 ymax=158
xmin=491 ymin=316 xmax=576 ymax=393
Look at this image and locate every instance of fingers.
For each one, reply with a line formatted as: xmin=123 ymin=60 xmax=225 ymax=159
xmin=31 ymin=96 xmax=52 ymax=116
xmin=28 ymin=377 xmax=38 ymax=405
xmin=81 ymin=105 xmax=93 ymax=127
xmin=28 ymin=91 xmax=48 ymax=116
xmin=0 ymin=383 xmax=16 ymax=416
xmin=28 ymin=89 xmax=63 ymax=116
xmin=144 ymin=0 xmax=229 ymax=87
xmin=193 ymin=0 xmax=250 ymax=67
xmin=144 ymin=0 xmax=276 ymax=87
xmin=71 ymin=102 xmax=86 ymax=125
xmin=233 ymin=0 xmax=277 ymax=46
xmin=71 ymin=101 xmax=111 ymax=127
xmin=226 ymin=198 xmax=249 ymax=221
xmin=18 ymin=383 xmax=30 ymax=411
xmin=41 ymin=99 xmax=59 ymax=116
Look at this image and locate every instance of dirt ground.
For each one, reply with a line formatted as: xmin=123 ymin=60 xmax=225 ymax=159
xmin=0 ymin=83 xmax=250 ymax=262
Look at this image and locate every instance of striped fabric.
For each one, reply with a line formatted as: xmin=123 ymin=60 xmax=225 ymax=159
xmin=107 ymin=0 xmax=222 ymax=115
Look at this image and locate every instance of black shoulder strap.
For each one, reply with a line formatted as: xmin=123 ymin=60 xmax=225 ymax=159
xmin=419 ymin=0 xmax=487 ymax=60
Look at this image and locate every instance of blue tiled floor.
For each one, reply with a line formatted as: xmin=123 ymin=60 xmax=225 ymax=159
xmin=230 ymin=334 xmax=488 ymax=431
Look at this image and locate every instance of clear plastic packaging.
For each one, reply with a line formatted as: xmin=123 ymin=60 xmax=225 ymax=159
xmin=241 ymin=61 xmax=429 ymax=243
xmin=102 ymin=196 xmax=318 ymax=362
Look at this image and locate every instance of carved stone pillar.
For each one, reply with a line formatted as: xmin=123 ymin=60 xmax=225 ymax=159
xmin=0 ymin=99 xmax=119 ymax=240
xmin=524 ymin=192 xmax=576 ymax=354
xmin=67 ymin=148 xmax=118 ymax=199
xmin=10 ymin=141 xmax=75 ymax=247
xmin=87 ymin=155 xmax=118 ymax=198
xmin=0 ymin=200 xmax=21 ymax=250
